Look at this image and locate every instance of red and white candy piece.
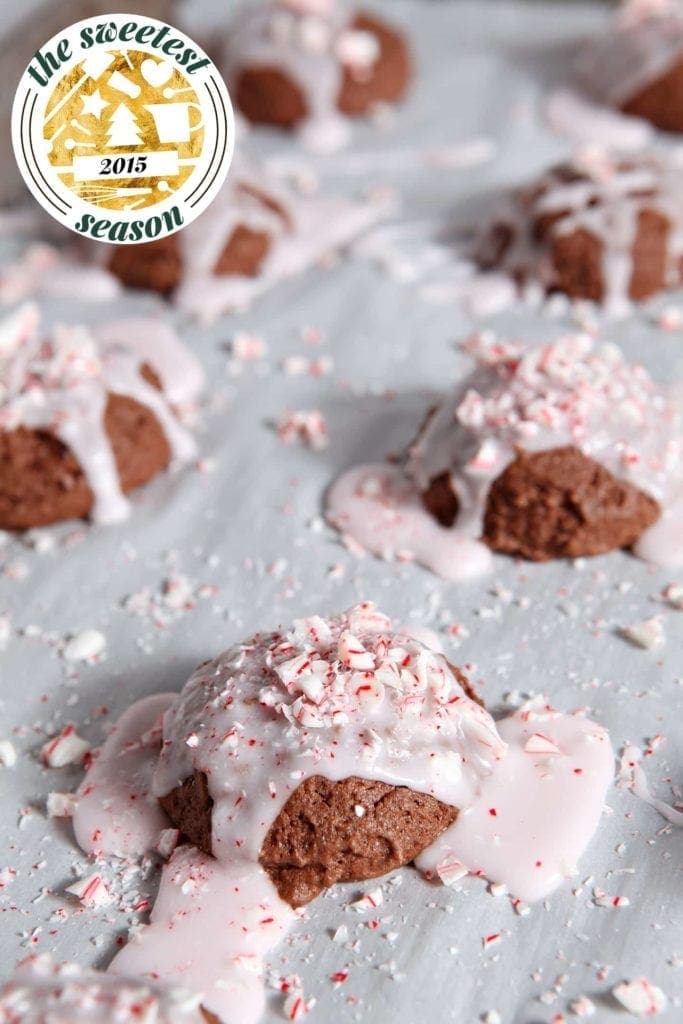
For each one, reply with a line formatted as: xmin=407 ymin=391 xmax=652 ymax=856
xmin=40 ymin=726 xmax=90 ymax=768
xmin=612 ymin=978 xmax=667 ymax=1016
xmin=64 ymin=873 xmax=111 ymax=908
xmin=524 ymin=732 xmax=562 ymax=756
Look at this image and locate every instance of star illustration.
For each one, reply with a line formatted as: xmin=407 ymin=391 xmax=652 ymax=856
xmin=80 ymin=89 xmax=110 ymax=120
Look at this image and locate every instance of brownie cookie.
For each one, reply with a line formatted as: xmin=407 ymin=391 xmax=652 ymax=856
xmin=0 ymin=304 xmax=203 ymax=529
xmin=577 ymin=2 xmax=683 ymax=133
xmin=153 ymin=603 xmax=505 ymax=907
xmin=327 ymin=332 xmax=683 ymax=580
xmin=108 ymin=236 xmax=183 ymax=295
xmin=0 ymin=955 xmax=212 ymax=1024
xmin=223 ymin=1 xmax=411 ymax=148
xmin=476 ymin=152 xmax=683 ymax=311
xmin=409 ymin=332 xmax=676 ymax=563
xmin=482 ymin=446 xmax=660 ymax=561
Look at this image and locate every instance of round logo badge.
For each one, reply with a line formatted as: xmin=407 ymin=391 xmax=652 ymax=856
xmin=11 ymin=14 xmax=235 ymax=244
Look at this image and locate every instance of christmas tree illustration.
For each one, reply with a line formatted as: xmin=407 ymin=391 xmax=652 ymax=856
xmin=105 ymin=103 xmax=143 ymax=147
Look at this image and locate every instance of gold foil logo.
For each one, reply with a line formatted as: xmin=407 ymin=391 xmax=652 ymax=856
xmin=12 ymin=15 xmax=234 ymax=242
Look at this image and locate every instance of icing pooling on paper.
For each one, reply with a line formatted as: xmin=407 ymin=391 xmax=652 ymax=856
xmin=416 ymin=700 xmax=614 ymax=902
xmin=223 ymin=0 xmax=382 ymax=151
xmin=0 ymin=304 xmax=202 ymax=524
xmin=174 ymin=158 xmax=383 ymax=322
xmin=328 ymin=332 xmax=683 ymax=578
xmin=70 ymin=606 xmax=614 ymax=1023
xmin=327 ymin=462 xmax=494 ymax=582
xmin=479 ymin=151 xmax=683 ymax=315
xmin=0 ymin=955 xmax=205 ymax=1024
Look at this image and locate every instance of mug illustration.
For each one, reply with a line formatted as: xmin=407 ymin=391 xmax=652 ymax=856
xmin=145 ymin=101 xmax=204 ymax=144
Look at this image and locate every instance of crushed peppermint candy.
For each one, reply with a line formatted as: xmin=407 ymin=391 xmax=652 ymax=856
xmin=62 ymin=629 xmax=107 ymax=663
xmin=64 ymin=873 xmax=111 ymax=908
xmin=275 ymin=409 xmax=329 ymax=450
xmin=40 ymin=726 xmax=90 ymax=768
xmin=231 ymin=331 xmax=268 ymax=361
xmin=620 ymin=617 xmax=666 ymax=650
xmin=612 ymin=978 xmax=668 ymax=1016
xmin=0 ymin=739 xmax=17 ymax=767
xmin=436 ymin=858 xmax=469 ymax=886
xmin=350 ymin=887 xmax=383 ymax=912
xmin=46 ymin=792 xmax=78 ymax=818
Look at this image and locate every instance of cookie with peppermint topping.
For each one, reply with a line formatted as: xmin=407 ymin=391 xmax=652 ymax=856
xmin=152 ymin=603 xmax=503 ymax=906
xmin=327 ymin=332 xmax=682 ymax=580
xmin=222 ymin=0 xmax=412 ymax=151
xmin=0 ymin=303 xmax=203 ymax=529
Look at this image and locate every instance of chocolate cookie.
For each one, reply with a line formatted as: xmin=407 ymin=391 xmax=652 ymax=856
xmin=108 ymin=236 xmax=183 ymax=295
xmin=153 ymin=605 xmax=505 ymax=909
xmin=107 ymin=224 xmax=273 ymax=295
xmin=0 ymin=306 xmax=202 ymax=529
xmin=480 ymin=446 xmax=661 ymax=561
xmin=477 ymin=154 xmax=683 ymax=308
xmin=226 ymin=5 xmax=411 ymax=133
xmin=160 ymin=770 xmax=458 ymax=907
xmin=0 ymin=375 xmax=170 ymax=531
xmin=622 ymin=58 xmax=683 ymax=133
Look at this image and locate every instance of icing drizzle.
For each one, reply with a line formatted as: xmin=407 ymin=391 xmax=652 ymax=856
xmin=0 ymin=304 xmax=203 ymax=525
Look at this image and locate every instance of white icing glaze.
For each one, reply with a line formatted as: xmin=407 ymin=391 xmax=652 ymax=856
xmin=222 ymin=1 xmax=384 ymax=151
xmin=326 ymin=462 xmax=493 ymax=581
xmin=0 ymin=304 xmax=203 ymax=525
xmin=480 ymin=150 xmax=683 ymax=314
xmin=327 ymin=332 xmax=683 ymax=576
xmin=0 ymin=955 xmax=205 ymax=1024
xmin=70 ymin=606 xmax=614 ymax=1021
xmin=416 ymin=700 xmax=614 ymax=901
xmin=577 ymin=1 xmax=683 ymax=108
xmin=174 ymin=158 xmax=383 ymax=322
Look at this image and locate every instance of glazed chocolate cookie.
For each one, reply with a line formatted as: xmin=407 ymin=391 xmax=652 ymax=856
xmin=0 ymin=378 xmax=170 ymax=531
xmin=0 ymin=304 xmax=202 ymax=529
xmin=409 ymin=331 xmax=681 ymax=567
xmin=224 ymin=2 xmax=411 ymax=141
xmin=477 ymin=153 xmax=683 ymax=309
xmin=153 ymin=604 xmax=505 ymax=907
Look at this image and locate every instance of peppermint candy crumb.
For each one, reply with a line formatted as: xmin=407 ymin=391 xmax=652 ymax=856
xmin=620 ymin=617 xmax=665 ymax=650
xmin=612 ymin=978 xmax=667 ymax=1016
xmin=40 ymin=726 xmax=90 ymax=768
xmin=62 ymin=629 xmax=107 ymax=663
xmin=64 ymin=873 xmax=111 ymax=908
xmin=0 ymin=739 xmax=17 ymax=767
